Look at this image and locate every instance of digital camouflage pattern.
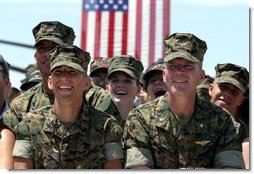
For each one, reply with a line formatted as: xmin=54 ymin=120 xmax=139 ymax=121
xmin=107 ymin=55 xmax=144 ymax=81
xmin=20 ymin=65 xmax=42 ymax=91
xmin=89 ymin=57 xmax=109 ymax=76
xmin=196 ymin=75 xmax=214 ymax=101
xmin=3 ymin=83 xmax=120 ymax=132
xmin=214 ymin=63 xmax=249 ymax=93
xmin=197 ymin=75 xmax=214 ymax=90
xmin=164 ymin=33 xmax=207 ymax=63
xmin=48 ymin=45 xmax=91 ymax=73
xmin=33 ymin=21 xmax=76 ymax=47
xmin=143 ymin=59 xmax=165 ymax=81
xmin=13 ymin=104 xmax=124 ymax=169
xmin=84 ymin=85 xmax=121 ymax=120
xmin=123 ymin=95 xmax=244 ymax=169
xmin=143 ymin=59 xmax=165 ymax=89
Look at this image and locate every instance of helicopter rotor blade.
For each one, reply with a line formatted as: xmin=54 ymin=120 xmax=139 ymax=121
xmin=0 ymin=39 xmax=34 ymax=49
xmin=9 ymin=65 xmax=26 ymax=74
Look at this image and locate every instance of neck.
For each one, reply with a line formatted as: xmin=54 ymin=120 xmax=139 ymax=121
xmin=54 ymin=97 xmax=83 ymax=123
xmin=115 ymin=101 xmax=134 ymax=120
xmin=167 ymin=92 xmax=196 ymax=118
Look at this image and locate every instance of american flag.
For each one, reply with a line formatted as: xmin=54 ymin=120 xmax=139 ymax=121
xmin=81 ymin=0 xmax=170 ymax=69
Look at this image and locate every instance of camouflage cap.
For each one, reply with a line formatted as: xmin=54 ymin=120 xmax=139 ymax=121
xmin=33 ymin=21 xmax=76 ymax=47
xmin=89 ymin=57 xmax=109 ymax=76
xmin=107 ymin=55 xmax=144 ymax=81
xmin=214 ymin=63 xmax=249 ymax=93
xmin=143 ymin=59 xmax=165 ymax=82
xmin=48 ymin=45 xmax=91 ymax=73
xmin=197 ymin=75 xmax=214 ymax=89
xmin=20 ymin=66 xmax=42 ymax=91
xmin=0 ymin=54 xmax=10 ymax=76
xmin=164 ymin=33 xmax=207 ymax=63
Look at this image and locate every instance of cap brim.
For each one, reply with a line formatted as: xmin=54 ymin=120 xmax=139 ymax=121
xmin=107 ymin=69 xmax=138 ymax=80
xmin=143 ymin=70 xmax=163 ymax=81
xmin=50 ymin=61 xmax=84 ymax=72
xmin=215 ymin=77 xmax=245 ymax=93
xmin=34 ymin=37 xmax=63 ymax=47
xmin=164 ymin=51 xmax=200 ymax=63
xmin=90 ymin=67 xmax=108 ymax=76
xmin=20 ymin=82 xmax=40 ymax=91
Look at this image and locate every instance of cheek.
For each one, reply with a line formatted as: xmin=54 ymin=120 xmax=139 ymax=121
xmin=106 ymin=84 xmax=114 ymax=94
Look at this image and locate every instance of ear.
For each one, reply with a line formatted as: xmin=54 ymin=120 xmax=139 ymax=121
xmin=208 ymin=83 xmax=214 ymax=96
xmin=136 ymin=84 xmax=141 ymax=96
xmin=48 ymin=75 xmax=53 ymax=90
xmin=199 ymin=70 xmax=205 ymax=83
xmin=83 ymin=75 xmax=92 ymax=90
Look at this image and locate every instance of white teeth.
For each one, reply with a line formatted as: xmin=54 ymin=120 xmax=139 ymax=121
xmin=59 ymin=85 xmax=72 ymax=90
xmin=116 ymin=90 xmax=127 ymax=95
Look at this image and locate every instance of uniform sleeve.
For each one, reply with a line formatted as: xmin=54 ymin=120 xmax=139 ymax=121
xmin=104 ymin=117 xmax=124 ymax=160
xmin=12 ymin=120 xmax=34 ymax=160
xmin=3 ymin=106 xmax=20 ymax=133
xmin=214 ymin=114 xmax=245 ymax=168
xmin=122 ymin=110 xmax=154 ymax=168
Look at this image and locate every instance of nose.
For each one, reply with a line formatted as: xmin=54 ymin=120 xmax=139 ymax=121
xmin=154 ymin=79 xmax=163 ymax=85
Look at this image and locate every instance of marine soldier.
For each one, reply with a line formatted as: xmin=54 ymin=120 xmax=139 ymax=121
xmin=3 ymin=21 xmax=119 ymax=134
xmin=2 ymin=21 xmax=119 ymax=168
xmin=209 ymin=63 xmax=249 ymax=169
xmin=13 ymin=45 xmax=124 ymax=169
xmin=142 ymin=59 xmax=167 ymax=100
xmin=89 ymin=57 xmax=109 ymax=90
xmin=123 ymin=33 xmax=244 ymax=169
xmin=106 ymin=55 xmax=143 ymax=128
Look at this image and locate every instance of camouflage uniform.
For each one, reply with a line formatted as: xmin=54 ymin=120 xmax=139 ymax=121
xmin=3 ymin=21 xmax=120 ymax=132
xmin=123 ymin=33 xmax=244 ymax=169
xmin=123 ymin=95 xmax=244 ymax=169
xmin=13 ymin=105 xmax=123 ymax=169
xmin=214 ymin=63 xmax=249 ymax=141
xmin=107 ymin=55 xmax=144 ymax=128
xmin=12 ymin=45 xmax=124 ymax=168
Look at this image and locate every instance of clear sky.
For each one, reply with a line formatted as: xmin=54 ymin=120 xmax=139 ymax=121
xmin=0 ymin=0 xmax=250 ymax=89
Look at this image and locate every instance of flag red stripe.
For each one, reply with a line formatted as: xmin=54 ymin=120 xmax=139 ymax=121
xmin=81 ymin=11 xmax=88 ymax=50
xmin=163 ymin=0 xmax=170 ymax=58
xmin=149 ymin=0 xmax=156 ymax=65
xmin=108 ymin=12 xmax=115 ymax=57
xmin=135 ymin=0 xmax=142 ymax=59
xmin=121 ymin=12 xmax=128 ymax=55
xmin=94 ymin=12 xmax=102 ymax=58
